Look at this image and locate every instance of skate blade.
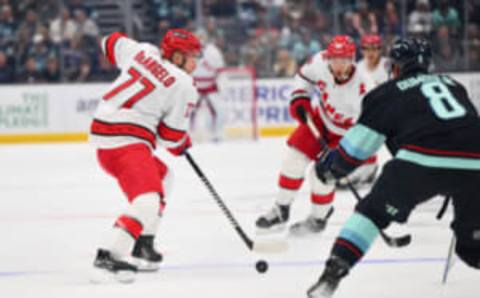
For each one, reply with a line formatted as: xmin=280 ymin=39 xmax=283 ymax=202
xmin=132 ymin=257 xmax=160 ymax=272
xmin=89 ymin=267 xmax=136 ymax=284
xmin=255 ymin=224 xmax=286 ymax=235
xmin=307 ymin=283 xmax=333 ymax=298
xmin=289 ymin=225 xmax=323 ymax=238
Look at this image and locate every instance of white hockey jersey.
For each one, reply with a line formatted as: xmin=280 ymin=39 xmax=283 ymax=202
xmin=192 ymin=42 xmax=225 ymax=95
xmin=356 ymin=57 xmax=389 ymax=87
xmin=293 ymin=51 xmax=374 ymax=136
xmin=90 ymin=32 xmax=198 ymax=150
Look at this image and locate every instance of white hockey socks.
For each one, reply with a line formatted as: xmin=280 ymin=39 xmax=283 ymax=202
xmin=276 ymin=147 xmax=311 ymax=206
xmin=107 ymin=192 xmax=163 ymax=258
xmin=309 ymin=166 xmax=335 ymax=220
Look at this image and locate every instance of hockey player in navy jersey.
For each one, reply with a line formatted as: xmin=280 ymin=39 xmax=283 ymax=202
xmin=308 ymin=38 xmax=480 ymax=297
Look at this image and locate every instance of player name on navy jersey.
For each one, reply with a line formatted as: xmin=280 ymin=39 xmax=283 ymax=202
xmin=337 ymin=72 xmax=480 ymax=171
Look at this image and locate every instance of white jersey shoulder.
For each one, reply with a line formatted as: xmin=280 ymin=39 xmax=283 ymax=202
xmin=292 ymin=50 xmax=373 ymax=136
xmin=91 ymin=33 xmax=198 ymax=149
xmin=357 ymin=57 xmax=389 ymax=86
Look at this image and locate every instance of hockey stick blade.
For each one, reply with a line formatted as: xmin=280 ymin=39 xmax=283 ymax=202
xmin=381 ymin=233 xmax=412 ymax=248
xmin=252 ymin=239 xmax=290 ymax=253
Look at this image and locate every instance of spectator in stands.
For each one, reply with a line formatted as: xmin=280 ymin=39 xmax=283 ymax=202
xmin=17 ymin=56 xmax=43 ymax=83
xmin=342 ymin=12 xmax=360 ymax=41
xmin=67 ymin=0 xmax=93 ymax=18
xmin=408 ymin=0 xmax=433 ymax=36
xmin=273 ymin=48 xmax=297 ymax=78
xmin=16 ymin=9 xmax=39 ymax=42
xmin=467 ymin=1 xmax=480 ymax=26
xmin=466 ymin=44 xmax=480 ymax=71
xmin=71 ymin=8 xmax=99 ymax=64
xmin=279 ymin=12 xmax=304 ymax=49
xmin=0 ymin=50 xmax=14 ymax=83
xmin=382 ymin=0 xmax=401 ymax=36
xmin=72 ymin=8 xmax=99 ymax=40
xmin=26 ymin=30 xmax=56 ymax=73
xmin=67 ymin=55 xmax=91 ymax=82
xmin=432 ymin=0 xmax=461 ymax=35
xmin=291 ymin=29 xmax=320 ymax=64
xmin=432 ymin=25 xmax=451 ymax=53
xmin=43 ymin=55 xmax=60 ymax=82
xmin=0 ymin=5 xmax=17 ymax=46
xmin=434 ymin=41 xmax=462 ymax=72
xmin=168 ymin=2 xmax=192 ymax=28
xmin=88 ymin=53 xmax=118 ymax=82
xmin=156 ymin=19 xmax=170 ymax=42
xmin=49 ymin=8 xmax=77 ymax=45
xmin=352 ymin=0 xmax=378 ymax=36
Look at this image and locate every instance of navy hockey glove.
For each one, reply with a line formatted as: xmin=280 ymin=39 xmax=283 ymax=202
xmin=315 ymin=149 xmax=340 ymax=184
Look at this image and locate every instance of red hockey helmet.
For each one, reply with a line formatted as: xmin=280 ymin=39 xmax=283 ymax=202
xmin=325 ymin=35 xmax=356 ymax=58
xmin=361 ymin=34 xmax=381 ymax=48
xmin=160 ymin=29 xmax=201 ymax=59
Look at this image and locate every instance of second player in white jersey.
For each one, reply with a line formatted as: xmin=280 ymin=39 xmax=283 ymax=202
xmin=255 ymin=35 xmax=376 ymax=237
xmin=191 ymin=37 xmax=226 ymax=141
xmin=357 ymin=34 xmax=389 ymax=86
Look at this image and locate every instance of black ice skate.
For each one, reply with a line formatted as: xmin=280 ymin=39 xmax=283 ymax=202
xmin=307 ymin=257 xmax=350 ymax=298
xmin=289 ymin=208 xmax=333 ymax=237
xmin=255 ymin=204 xmax=290 ymax=234
xmin=91 ymin=249 xmax=137 ymax=283
xmin=132 ymin=235 xmax=163 ymax=271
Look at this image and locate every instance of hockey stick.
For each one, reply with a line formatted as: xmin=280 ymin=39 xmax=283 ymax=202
xmin=305 ymin=115 xmax=412 ymax=248
xmin=442 ymin=234 xmax=456 ymax=284
xmin=436 ymin=196 xmax=451 ymax=220
xmin=185 ymin=151 xmax=288 ymax=253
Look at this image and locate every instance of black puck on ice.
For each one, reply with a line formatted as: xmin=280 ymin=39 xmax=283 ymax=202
xmin=255 ymin=260 xmax=268 ymax=273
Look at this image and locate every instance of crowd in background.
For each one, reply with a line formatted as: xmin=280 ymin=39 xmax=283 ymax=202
xmin=151 ymin=0 xmax=480 ymax=77
xmin=0 ymin=0 xmax=117 ymax=84
xmin=0 ymin=0 xmax=479 ymax=83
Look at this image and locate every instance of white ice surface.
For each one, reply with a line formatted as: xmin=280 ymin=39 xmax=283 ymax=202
xmin=0 ymin=138 xmax=478 ymax=298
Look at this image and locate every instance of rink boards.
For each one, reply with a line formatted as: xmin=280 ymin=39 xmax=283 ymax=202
xmin=0 ymin=73 xmax=479 ymax=143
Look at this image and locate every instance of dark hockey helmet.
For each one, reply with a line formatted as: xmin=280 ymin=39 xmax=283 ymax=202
xmin=389 ymin=38 xmax=432 ymax=75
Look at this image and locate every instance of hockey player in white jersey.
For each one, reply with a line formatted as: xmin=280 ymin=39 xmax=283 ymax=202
xmin=356 ymin=34 xmax=389 ymax=86
xmin=191 ymin=34 xmax=226 ymax=141
xmin=89 ymin=29 xmax=201 ymax=282
xmin=335 ymin=34 xmax=389 ymax=189
xmin=256 ymin=35 xmax=375 ymax=236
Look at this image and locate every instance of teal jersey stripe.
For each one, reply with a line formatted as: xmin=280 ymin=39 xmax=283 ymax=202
xmin=340 ymin=124 xmax=386 ymax=160
xmin=339 ymin=229 xmax=371 ymax=252
xmin=396 ymin=149 xmax=480 ymax=170
xmin=339 ymin=212 xmax=380 ymax=253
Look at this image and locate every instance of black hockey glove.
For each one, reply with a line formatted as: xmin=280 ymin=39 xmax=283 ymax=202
xmin=315 ymin=149 xmax=341 ymax=184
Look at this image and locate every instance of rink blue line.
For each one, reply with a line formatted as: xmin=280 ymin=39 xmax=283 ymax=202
xmin=0 ymin=257 xmax=446 ymax=278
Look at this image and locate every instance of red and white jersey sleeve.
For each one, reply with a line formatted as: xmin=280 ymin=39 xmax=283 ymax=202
xmin=356 ymin=57 xmax=389 ymax=87
xmin=192 ymin=43 xmax=225 ymax=94
xmin=91 ymin=32 xmax=198 ymax=150
xmin=293 ymin=51 xmax=374 ymax=136
xmin=101 ymin=32 xmax=138 ymax=69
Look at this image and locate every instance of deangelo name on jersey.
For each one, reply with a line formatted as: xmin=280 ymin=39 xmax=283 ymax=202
xmin=134 ymin=51 xmax=176 ymax=87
